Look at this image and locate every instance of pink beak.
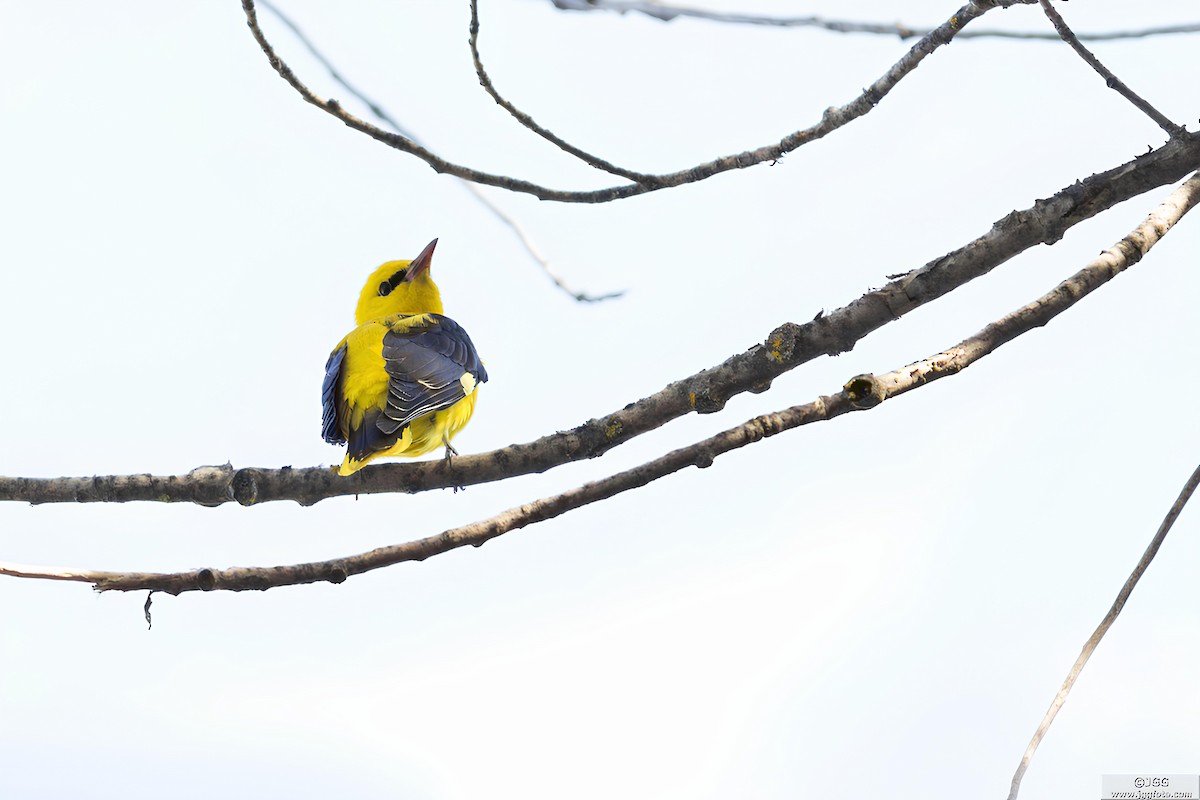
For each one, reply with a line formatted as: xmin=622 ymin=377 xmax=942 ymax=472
xmin=404 ymin=238 xmax=438 ymax=282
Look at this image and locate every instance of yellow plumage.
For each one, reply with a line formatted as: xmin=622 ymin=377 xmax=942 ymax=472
xmin=321 ymin=240 xmax=487 ymax=476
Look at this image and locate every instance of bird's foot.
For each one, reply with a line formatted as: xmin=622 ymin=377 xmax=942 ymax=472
xmin=442 ymin=437 xmax=463 ymax=492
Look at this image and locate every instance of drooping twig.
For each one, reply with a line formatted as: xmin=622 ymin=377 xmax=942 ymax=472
xmin=256 ymin=0 xmax=415 ymax=138
xmin=256 ymin=0 xmax=620 ymax=303
xmin=549 ymin=0 xmax=1200 ymax=42
xmin=1039 ymin=0 xmax=1186 ymax=137
xmin=3 ymin=171 xmax=1196 ymax=594
xmin=469 ymin=0 xmax=656 ymax=183
xmin=458 ymin=181 xmax=625 ymax=301
xmin=241 ymin=0 xmax=999 ymax=202
xmin=1007 ymin=460 xmax=1200 ymax=800
xmin=3 ymin=133 xmax=1199 ymax=507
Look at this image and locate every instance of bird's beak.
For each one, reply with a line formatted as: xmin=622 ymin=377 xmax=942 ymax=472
xmin=404 ymin=238 xmax=438 ymax=282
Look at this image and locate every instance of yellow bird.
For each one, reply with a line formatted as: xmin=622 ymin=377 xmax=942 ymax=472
xmin=322 ymin=239 xmax=487 ymax=476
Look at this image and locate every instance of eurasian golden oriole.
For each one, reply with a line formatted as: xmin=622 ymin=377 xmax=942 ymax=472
xmin=322 ymin=239 xmax=487 ymax=476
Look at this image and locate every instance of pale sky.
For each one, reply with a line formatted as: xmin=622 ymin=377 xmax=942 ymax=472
xmin=1 ymin=2 xmax=1198 ymax=798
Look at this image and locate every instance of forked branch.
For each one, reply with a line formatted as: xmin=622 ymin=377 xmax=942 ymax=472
xmin=3 ymin=172 xmax=1197 ymax=593
xmin=3 ymin=133 xmax=1199 ymax=507
xmin=256 ymin=0 xmax=622 ymax=302
xmin=468 ymin=0 xmax=656 ymax=183
xmin=1039 ymin=0 xmax=1187 ymax=136
xmin=241 ymin=0 xmax=998 ymax=202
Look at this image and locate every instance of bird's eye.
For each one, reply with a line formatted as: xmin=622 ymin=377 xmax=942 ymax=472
xmin=378 ymin=282 xmax=392 ymax=297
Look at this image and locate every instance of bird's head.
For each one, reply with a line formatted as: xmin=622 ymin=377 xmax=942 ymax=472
xmin=354 ymin=238 xmax=445 ymax=324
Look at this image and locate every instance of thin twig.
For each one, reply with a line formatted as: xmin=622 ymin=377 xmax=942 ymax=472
xmin=256 ymin=0 xmax=620 ymax=303
xmin=459 ymin=181 xmax=625 ymax=301
xmin=256 ymin=0 xmax=416 ymax=139
xmin=549 ymin=0 xmax=1200 ymax=42
xmin=469 ymin=0 xmax=656 ymax=183
xmin=241 ymin=0 xmax=996 ymax=202
xmin=1007 ymin=461 xmax=1200 ymax=800
xmin=4 ymin=171 xmax=1197 ymax=594
xmin=3 ymin=134 xmax=1199 ymax=507
xmin=1039 ymin=0 xmax=1186 ymax=137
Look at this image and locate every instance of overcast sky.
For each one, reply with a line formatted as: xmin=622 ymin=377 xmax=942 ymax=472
xmin=2 ymin=2 xmax=1198 ymax=798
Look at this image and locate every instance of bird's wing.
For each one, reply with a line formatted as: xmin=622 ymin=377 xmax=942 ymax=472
xmin=377 ymin=314 xmax=488 ymax=437
xmin=321 ymin=341 xmax=349 ymax=446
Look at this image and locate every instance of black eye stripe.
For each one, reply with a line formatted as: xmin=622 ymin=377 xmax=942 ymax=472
xmin=377 ymin=268 xmax=408 ymax=297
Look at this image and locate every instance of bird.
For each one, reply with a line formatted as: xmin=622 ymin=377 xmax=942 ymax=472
xmin=321 ymin=239 xmax=488 ymax=476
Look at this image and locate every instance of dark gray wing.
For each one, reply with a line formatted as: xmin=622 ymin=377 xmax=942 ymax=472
xmin=378 ymin=314 xmax=488 ymax=437
xmin=321 ymin=342 xmax=348 ymax=445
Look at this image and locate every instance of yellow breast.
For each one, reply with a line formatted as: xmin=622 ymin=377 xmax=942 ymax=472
xmin=334 ymin=315 xmax=480 ymax=476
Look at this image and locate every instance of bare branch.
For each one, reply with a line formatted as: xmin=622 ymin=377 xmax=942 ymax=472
xmin=241 ymin=0 xmax=998 ymax=202
xmin=5 ymin=170 xmax=1196 ymax=594
xmin=1007 ymin=458 xmax=1200 ymax=800
xmin=1039 ymin=0 xmax=1187 ymax=137
xmin=458 ymin=181 xmax=625 ymax=301
xmin=3 ymin=133 xmax=1199 ymax=507
xmin=859 ymin=170 xmax=1200 ymax=401
xmin=549 ymin=0 xmax=1200 ymax=43
xmin=257 ymin=0 xmax=620 ymax=303
xmin=256 ymin=0 xmax=415 ymax=138
xmin=469 ymin=0 xmax=655 ymax=182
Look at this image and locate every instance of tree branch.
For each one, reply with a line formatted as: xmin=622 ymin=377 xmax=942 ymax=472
xmin=468 ymin=0 xmax=656 ymax=183
xmin=1007 ymin=460 xmax=1200 ymax=800
xmin=548 ymin=0 xmax=1200 ymax=43
xmin=459 ymin=180 xmax=625 ymax=301
xmin=3 ymin=133 xmax=1199 ymax=507
xmin=255 ymin=0 xmax=416 ymax=137
xmin=256 ymin=0 xmax=621 ymax=303
xmin=4 ymin=169 xmax=1195 ymax=594
xmin=241 ymin=0 xmax=997 ymax=202
xmin=1039 ymin=0 xmax=1187 ymax=137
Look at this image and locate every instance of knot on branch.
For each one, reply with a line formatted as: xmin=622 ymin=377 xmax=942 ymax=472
xmin=580 ymin=416 xmax=629 ymax=458
xmin=490 ymin=449 xmax=513 ymax=471
xmin=763 ymin=322 xmax=804 ymax=364
xmin=230 ymin=469 xmax=260 ymax=506
xmin=755 ymin=412 xmax=786 ymax=438
xmin=843 ymin=374 xmax=886 ymax=409
xmin=690 ymin=387 xmax=727 ymax=414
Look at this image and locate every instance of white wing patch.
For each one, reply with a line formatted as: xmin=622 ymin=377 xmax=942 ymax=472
xmin=460 ymin=372 xmax=477 ymax=395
